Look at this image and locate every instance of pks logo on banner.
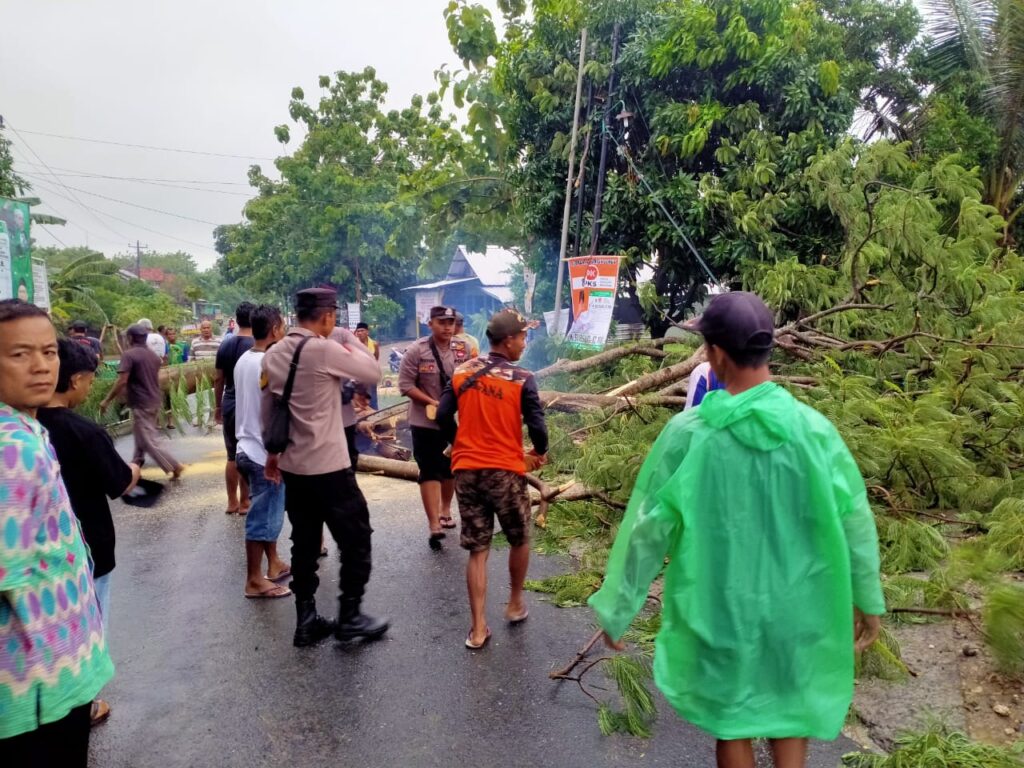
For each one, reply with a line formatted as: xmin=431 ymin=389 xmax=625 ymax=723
xmin=565 ymin=255 xmax=621 ymax=350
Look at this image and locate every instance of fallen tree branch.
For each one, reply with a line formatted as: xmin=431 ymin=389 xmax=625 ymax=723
xmin=888 ymin=607 xmax=977 ymax=617
xmin=606 ymin=347 xmax=707 ymax=397
xmin=549 ymin=629 xmax=605 ymax=679
xmin=792 ymin=303 xmax=895 ymax=327
xmin=535 ymin=338 xmax=671 ymax=381
xmin=539 ymin=391 xmax=688 ymax=412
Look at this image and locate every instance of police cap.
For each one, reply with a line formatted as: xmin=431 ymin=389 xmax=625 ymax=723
xmin=295 ymin=287 xmax=339 ymax=311
xmin=430 ymin=306 xmax=456 ymax=320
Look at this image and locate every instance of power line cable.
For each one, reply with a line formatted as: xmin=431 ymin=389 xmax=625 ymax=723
xmin=13 ymin=128 xmax=278 ymax=162
xmin=7 ymin=123 xmax=133 ymax=243
xmin=23 ymin=178 xmax=222 ymax=226
xmin=22 ymin=170 xmax=252 ymax=198
xmin=39 ymin=224 xmax=68 ymax=247
xmin=15 ymin=162 xmax=251 ymax=185
xmin=603 ymin=122 xmax=721 ymax=288
xmin=27 ymin=177 xmax=218 ymax=253
xmin=7 ymin=143 xmax=123 ymax=249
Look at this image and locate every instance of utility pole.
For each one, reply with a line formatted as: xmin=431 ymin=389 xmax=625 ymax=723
xmin=589 ymin=23 xmax=622 ymax=255
xmin=572 ymin=80 xmax=596 ymax=258
xmin=130 ymin=240 xmax=149 ymax=278
xmin=553 ymin=27 xmax=588 ymax=338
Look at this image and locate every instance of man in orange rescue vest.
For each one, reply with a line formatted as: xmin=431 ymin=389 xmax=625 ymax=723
xmin=437 ymin=309 xmax=548 ymax=650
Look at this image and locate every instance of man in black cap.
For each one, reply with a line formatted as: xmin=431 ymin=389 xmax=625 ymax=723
xmin=261 ymin=287 xmax=387 ymax=647
xmin=437 ymin=309 xmax=548 ymax=649
xmin=100 ymin=324 xmax=183 ymax=478
xmin=69 ymin=320 xmax=103 ymax=359
xmin=398 ymin=305 xmax=458 ymax=548
xmin=588 ymin=292 xmax=883 ymax=768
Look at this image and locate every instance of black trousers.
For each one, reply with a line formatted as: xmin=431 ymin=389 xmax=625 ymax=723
xmin=282 ymin=469 xmax=372 ymax=603
xmin=3 ymin=702 xmax=91 ymax=768
xmin=345 ymin=424 xmax=359 ymax=467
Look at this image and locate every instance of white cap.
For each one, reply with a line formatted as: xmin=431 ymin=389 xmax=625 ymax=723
xmin=138 ymin=318 xmax=154 ymax=330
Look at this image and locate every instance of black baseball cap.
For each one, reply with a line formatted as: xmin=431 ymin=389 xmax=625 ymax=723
xmin=126 ymin=324 xmax=149 ymax=341
xmin=70 ymin=320 xmax=88 ymax=331
xmin=681 ymin=292 xmax=774 ymax=353
xmin=295 ymin=287 xmax=339 ymax=311
xmin=430 ymin=306 xmax=456 ymax=320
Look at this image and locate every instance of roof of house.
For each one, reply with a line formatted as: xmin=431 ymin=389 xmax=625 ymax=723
xmin=139 ymin=267 xmax=167 ymax=283
xmin=404 ymin=245 xmax=520 ymax=296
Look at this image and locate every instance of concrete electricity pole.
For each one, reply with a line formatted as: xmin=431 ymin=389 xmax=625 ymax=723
xmin=130 ymin=240 xmax=149 ymax=277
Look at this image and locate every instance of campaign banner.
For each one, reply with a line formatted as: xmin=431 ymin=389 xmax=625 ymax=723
xmin=565 ymin=255 xmax=622 ymax=349
xmin=0 ymin=198 xmax=32 ymax=302
xmin=31 ymin=259 xmax=50 ymax=311
xmin=347 ymin=302 xmax=361 ymax=330
xmin=415 ymin=289 xmax=442 ymax=324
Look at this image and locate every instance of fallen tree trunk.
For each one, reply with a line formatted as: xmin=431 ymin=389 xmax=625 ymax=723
xmin=535 ymin=338 xmax=671 ymax=381
xmin=358 ymin=455 xmax=622 ymax=527
xmin=539 ymin=391 xmax=687 ymax=412
xmin=158 ymin=361 xmax=214 ymax=393
xmin=605 ymin=347 xmax=706 ymax=397
xmin=356 ymin=454 xmax=420 ymax=481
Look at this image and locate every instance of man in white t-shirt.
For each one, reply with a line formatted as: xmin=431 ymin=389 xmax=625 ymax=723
xmin=138 ymin=318 xmax=167 ymax=364
xmin=234 ymin=304 xmax=291 ymax=599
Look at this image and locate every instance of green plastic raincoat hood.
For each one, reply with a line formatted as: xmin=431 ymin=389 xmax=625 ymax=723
xmin=697 ymin=381 xmax=792 ymax=451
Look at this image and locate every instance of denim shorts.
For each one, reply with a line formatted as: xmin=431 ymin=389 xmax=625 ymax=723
xmin=236 ymin=451 xmax=286 ymax=542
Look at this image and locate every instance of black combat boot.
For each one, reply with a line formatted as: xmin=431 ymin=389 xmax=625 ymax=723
xmin=335 ymin=598 xmax=389 ymax=642
xmin=293 ymin=597 xmax=336 ymax=647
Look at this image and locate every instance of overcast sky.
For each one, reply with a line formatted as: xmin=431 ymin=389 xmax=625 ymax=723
xmin=1 ymin=0 xmax=500 ymax=268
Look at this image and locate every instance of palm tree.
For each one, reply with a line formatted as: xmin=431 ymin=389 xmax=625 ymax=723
xmin=47 ymin=251 xmax=118 ymax=324
xmin=924 ymin=0 xmax=1024 ymax=239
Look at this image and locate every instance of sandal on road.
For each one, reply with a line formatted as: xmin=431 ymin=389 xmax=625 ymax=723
xmin=429 ymin=532 xmax=445 ymax=551
xmin=90 ymin=699 xmax=111 ymax=728
xmin=245 ymin=584 xmax=292 ymax=599
xmin=465 ymin=627 xmax=492 ymax=650
xmin=268 ymin=568 xmax=292 ymax=582
xmin=505 ymin=605 xmax=529 ymax=624
xmin=439 ymin=515 xmax=457 ymax=529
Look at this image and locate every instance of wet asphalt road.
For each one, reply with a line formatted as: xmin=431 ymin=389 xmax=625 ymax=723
xmin=88 ymin=432 xmax=854 ymax=768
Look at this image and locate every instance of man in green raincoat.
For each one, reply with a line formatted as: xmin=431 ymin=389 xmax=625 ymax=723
xmin=588 ymin=292 xmax=884 ymax=768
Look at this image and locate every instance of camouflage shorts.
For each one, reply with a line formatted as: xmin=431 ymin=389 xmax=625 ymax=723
xmin=454 ymin=469 xmax=531 ymax=552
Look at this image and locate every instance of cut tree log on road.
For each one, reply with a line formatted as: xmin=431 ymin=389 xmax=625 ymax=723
xmin=356 ymin=454 xmax=420 ymax=481
xmin=158 ymin=362 xmax=214 ymax=393
xmin=535 ymin=338 xmax=671 ymax=381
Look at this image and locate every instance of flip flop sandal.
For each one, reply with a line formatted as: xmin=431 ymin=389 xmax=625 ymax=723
xmin=268 ymin=568 xmax=292 ymax=582
xmin=506 ymin=607 xmax=529 ymax=624
xmin=90 ymin=698 xmax=112 ymax=727
xmin=465 ymin=627 xmax=492 ymax=650
xmin=439 ymin=516 xmax=457 ymax=529
xmin=245 ymin=585 xmax=293 ymax=599
xmin=429 ymin=532 xmax=445 ymax=551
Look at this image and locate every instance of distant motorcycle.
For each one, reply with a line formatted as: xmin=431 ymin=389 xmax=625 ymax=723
xmin=389 ymin=348 xmax=404 ymax=374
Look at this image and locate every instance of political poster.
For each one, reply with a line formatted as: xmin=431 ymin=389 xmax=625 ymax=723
xmin=0 ymin=198 xmax=32 ymax=302
xmin=415 ymin=289 xmax=442 ymax=325
xmin=31 ymin=259 xmax=50 ymax=311
xmin=565 ymin=255 xmax=622 ymax=349
xmin=0 ymin=219 xmax=11 ymax=301
xmin=347 ymin=302 xmax=361 ymax=330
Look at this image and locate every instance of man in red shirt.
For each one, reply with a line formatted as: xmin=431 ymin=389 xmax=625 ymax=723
xmin=437 ymin=309 xmax=548 ymax=649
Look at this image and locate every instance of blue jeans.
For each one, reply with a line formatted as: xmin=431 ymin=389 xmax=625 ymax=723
xmin=236 ymin=451 xmax=286 ymax=542
xmin=93 ymin=572 xmax=112 ymax=633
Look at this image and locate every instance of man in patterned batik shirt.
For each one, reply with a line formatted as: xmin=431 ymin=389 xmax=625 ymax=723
xmin=0 ymin=299 xmax=114 ymax=767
